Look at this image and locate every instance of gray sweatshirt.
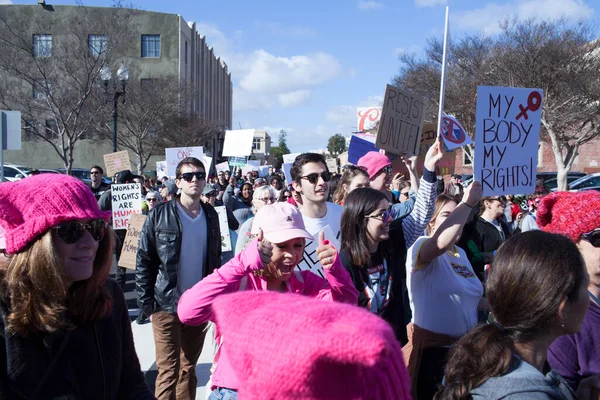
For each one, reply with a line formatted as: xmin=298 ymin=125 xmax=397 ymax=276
xmin=470 ymin=356 xmax=577 ymax=399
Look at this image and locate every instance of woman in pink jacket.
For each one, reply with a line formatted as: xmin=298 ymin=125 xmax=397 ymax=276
xmin=178 ymin=202 xmax=359 ymax=400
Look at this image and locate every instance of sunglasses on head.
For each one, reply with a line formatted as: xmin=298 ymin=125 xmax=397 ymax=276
xmin=53 ymin=219 xmax=107 ymax=244
xmin=581 ymin=230 xmax=600 ymax=248
xmin=366 ymin=207 xmax=397 ymax=222
xmin=300 ymin=172 xmax=333 ymax=185
xmin=178 ymin=171 xmax=206 ymax=182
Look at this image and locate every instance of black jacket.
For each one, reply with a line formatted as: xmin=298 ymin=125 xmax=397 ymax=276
xmin=136 ymin=199 xmax=221 ymax=317
xmin=0 ymin=279 xmax=153 ymax=400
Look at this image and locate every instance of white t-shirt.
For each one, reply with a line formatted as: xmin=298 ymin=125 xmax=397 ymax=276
xmin=176 ymin=203 xmax=208 ymax=299
xmin=301 ymin=202 xmax=343 ymax=243
xmin=406 ymin=236 xmax=484 ymax=337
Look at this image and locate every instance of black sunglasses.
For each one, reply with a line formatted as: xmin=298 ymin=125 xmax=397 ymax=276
xmin=146 ymin=198 xmax=158 ymax=202
xmin=178 ymin=171 xmax=206 ymax=182
xmin=581 ymin=230 xmax=600 ymax=248
xmin=300 ymin=172 xmax=332 ymax=184
xmin=53 ymin=219 xmax=107 ymax=244
xmin=90 ymin=171 xmax=101 ymax=175
xmin=376 ymin=165 xmax=393 ymax=177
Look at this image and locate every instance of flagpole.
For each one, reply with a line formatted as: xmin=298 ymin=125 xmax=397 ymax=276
xmin=437 ymin=6 xmax=449 ymax=138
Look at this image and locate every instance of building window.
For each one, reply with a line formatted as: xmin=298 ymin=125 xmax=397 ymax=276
xmin=24 ymin=119 xmax=36 ymax=140
xmin=32 ymin=79 xmax=52 ymax=99
xmin=141 ymin=34 xmax=160 ymax=58
xmin=88 ymin=34 xmax=108 ymax=57
xmin=45 ymin=119 xmax=58 ymax=138
xmin=252 ymin=137 xmax=261 ymax=151
xmin=33 ymin=34 xmax=52 ymax=57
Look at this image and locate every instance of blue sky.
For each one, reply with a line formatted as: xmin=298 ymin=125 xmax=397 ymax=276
xmin=3 ymin=0 xmax=600 ymax=152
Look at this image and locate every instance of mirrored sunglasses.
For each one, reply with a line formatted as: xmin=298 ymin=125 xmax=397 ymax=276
xmin=53 ymin=219 xmax=107 ymax=244
xmin=366 ymin=207 xmax=397 ymax=222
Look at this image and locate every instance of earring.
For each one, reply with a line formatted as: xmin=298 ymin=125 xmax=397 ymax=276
xmin=560 ymin=322 xmax=565 ymax=329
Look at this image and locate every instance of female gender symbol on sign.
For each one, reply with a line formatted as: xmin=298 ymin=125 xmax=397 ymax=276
xmin=516 ymin=91 xmax=542 ymax=121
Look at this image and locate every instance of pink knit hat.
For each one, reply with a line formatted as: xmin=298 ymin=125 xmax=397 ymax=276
xmin=537 ymin=190 xmax=600 ymax=242
xmin=357 ymin=151 xmax=391 ymax=179
xmin=212 ymin=291 xmax=411 ymax=400
xmin=0 ymin=174 xmax=111 ymax=254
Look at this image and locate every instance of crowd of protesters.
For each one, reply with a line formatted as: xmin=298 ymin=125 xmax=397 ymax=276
xmin=1 ymin=140 xmax=600 ymax=400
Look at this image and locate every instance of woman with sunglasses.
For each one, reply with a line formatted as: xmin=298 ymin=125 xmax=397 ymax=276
xmin=178 ymin=202 xmax=358 ymax=400
xmin=537 ymin=191 xmax=600 ymax=395
xmin=144 ymin=190 xmax=162 ymax=212
xmin=277 ymin=187 xmax=293 ymax=203
xmin=0 ymin=174 xmax=152 ymax=398
xmin=332 ymin=165 xmax=370 ymax=205
xmin=404 ymin=182 xmax=484 ymax=399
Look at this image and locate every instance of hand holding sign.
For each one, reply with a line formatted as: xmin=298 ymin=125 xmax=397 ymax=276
xmin=257 ymin=229 xmax=273 ymax=268
xmin=424 ymin=136 xmax=445 ymax=171
xmin=316 ymin=231 xmax=336 ymax=270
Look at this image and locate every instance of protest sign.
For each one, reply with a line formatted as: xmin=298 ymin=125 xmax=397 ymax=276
xmin=117 ymin=214 xmax=147 ymax=270
xmin=376 ymin=84 xmax=426 ymax=155
xmin=258 ymin=165 xmax=270 ymax=177
xmin=216 ymin=161 xmax=230 ymax=173
xmin=214 ymin=206 xmax=232 ymax=252
xmin=111 ymin=183 xmax=143 ymax=230
xmin=296 ymin=225 xmax=339 ymax=279
xmin=441 ymin=115 xmax=472 ymax=150
xmin=222 ymin=129 xmax=255 ymax=157
xmin=474 ymin=86 xmax=543 ymax=196
xmin=165 ymin=146 xmax=203 ymax=178
xmin=203 ymin=155 xmax=212 ymax=174
xmin=156 ymin=161 xmax=167 ymax=179
xmin=348 ymin=135 xmax=379 ymax=164
xmin=282 ymin=163 xmax=293 ymax=184
xmin=246 ymin=160 xmax=260 ymax=167
xmin=228 ymin=156 xmax=247 ymax=167
xmin=283 ymin=153 xmax=301 ymax=164
xmin=103 ymin=150 xmax=131 ymax=177
xmin=357 ymin=107 xmax=382 ymax=132
xmin=241 ymin=164 xmax=259 ymax=176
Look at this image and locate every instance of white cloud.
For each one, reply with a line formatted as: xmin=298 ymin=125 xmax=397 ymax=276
xmin=0 ymin=0 xmax=13 ymax=3
xmin=415 ymin=0 xmax=447 ymax=6
xmin=357 ymin=1 xmax=383 ymax=10
xmin=278 ymin=90 xmax=311 ymax=108
xmin=324 ymin=95 xmax=384 ymax=133
xmin=254 ymin=20 xmax=317 ymax=37
xmin=233 ymin=88 xmax=275 ymax=112
xmin=239 ymin=50 xmax=341 ymax=94
xmin=455 ymin=0 xmax=593 ymax=35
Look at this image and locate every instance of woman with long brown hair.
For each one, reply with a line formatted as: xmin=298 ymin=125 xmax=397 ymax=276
xmin=332 ymin=165 xmax=370 ymax=205
xmin=436 ymin=231 xmax=591 ymax=400
xmin=0 ymin=174 xmax=152 ymax=399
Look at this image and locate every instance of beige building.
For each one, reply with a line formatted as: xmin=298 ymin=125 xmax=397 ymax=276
xmin=251 ymin=130 xmax=272 ymax=162
xmin=0 ymin=4 xmax=232 ymax=171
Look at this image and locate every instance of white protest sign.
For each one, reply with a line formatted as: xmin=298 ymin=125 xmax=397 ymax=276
xmin=216 ymin=161 xmax=230 ymax=173
xmin=203 ymin=155 xmax=213 ymax=173
xmin=165 ymin=146 xmax=203 ymax=178
xmin=440 ymin=115 xmax=472 ymax=150
xmin=258 ymin=165 xmax=270 ymax=177
xmin=296 ymin=225 xmax=340 ymax=279
xmin=246 ymin=160 xmax=260 ymax=167
xmin=282 ymin=163 xmax=293 ymax=185
xmin=376 ymin=84 xmax=426 ymax=155
xmin=474 ymin=86 xmax=543 ymax=196
xmin=214 ymin=206 xmax=232 ymax=252
xmin=222 ymin=129 xmax=255 ymax=157
xmin=241 ymin=164 xmax=257 ymax=176
xmin=156 ymin=161 xmax=167 ymax=179
xmin=111 ymin=183 xmax=143 ymax=230
xmin=357 ymin=107 xmax=382 ymax=132
xmin=283 ymin=153 xmax=300 ymax=164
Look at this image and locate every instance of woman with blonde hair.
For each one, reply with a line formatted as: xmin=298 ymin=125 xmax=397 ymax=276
xmin=0 ymin=174 xmax=152 ymax=398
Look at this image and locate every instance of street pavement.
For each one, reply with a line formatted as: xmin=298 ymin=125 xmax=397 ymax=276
xmin=113 ymin=265 xmax=215 ymax=399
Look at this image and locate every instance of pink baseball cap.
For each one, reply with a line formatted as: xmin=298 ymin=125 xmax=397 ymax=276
xmin=357 ymin=151 xmax=392 ymax=179
xmin=251 ymin=202 xmax=313 ymax=243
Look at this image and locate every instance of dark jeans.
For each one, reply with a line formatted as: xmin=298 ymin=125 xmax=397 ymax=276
xmin=417 ymin=346 xmax=450 ymax=400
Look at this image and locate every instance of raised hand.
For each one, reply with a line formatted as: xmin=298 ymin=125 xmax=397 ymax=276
xmin=256 ymin=228 xmax=272 ymax=268
xmin=462 ymin=180 xmax=482 ymax=208
xmin=401 ymin=154 xmax=417 ymax=171
xmin=424 ymin=137 xmax=445 ymax=172
xmin=316 ymin=230 xmax=336 ymax=270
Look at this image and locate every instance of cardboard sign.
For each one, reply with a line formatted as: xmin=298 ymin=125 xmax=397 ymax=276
xmin=118 ymin=214 xmax=147 ymax=270
xmin=357 ymin=107 xmax=382 ymax=132
xmin=214 ymin=206 xmax=231 ymax=252
xmin=348 ymin=135 xmax=379 ymax=164
xmin=474 ymin=86 xmax=543 ymax=196
xmin=103 ymin=150 xmax=131 ymax=177
xmin=441 ymin=115 xmax=472 ymax=150
xmin=296 ymin=225 xmax=340 ymax=279
xmin=222 ymin=129 xmax=255 ymax=157
xmin=216 ymin=161 xmax=230 ymax=173
xmin=228 ymin=156 xmax=247 ymax=167
xmin=156 ymin=161 xmax=167 ymax=179
xmin=376 ymin=84 xmax=426 ymax=155
xmin=111 ymin=183 xmax=143 ymax=230
xmin=165 ymin=146 xmax=203 ymax=178
xmin=283 ymin=153 xmax=301 ymax=164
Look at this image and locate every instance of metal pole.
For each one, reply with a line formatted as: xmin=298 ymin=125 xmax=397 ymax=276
xmin=112 ymin=97 xmax=118 ymax=153
xmin=0 ymin=112 xmax=5 ymax=182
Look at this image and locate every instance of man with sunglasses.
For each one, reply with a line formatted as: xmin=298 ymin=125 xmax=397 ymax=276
xmin=136 ymin=157 xmax=222 ymax=400
xmin=89 ymin=165 xmax=110 ymax=200
xmin=291 ymin=153 xmax=344 ymax=246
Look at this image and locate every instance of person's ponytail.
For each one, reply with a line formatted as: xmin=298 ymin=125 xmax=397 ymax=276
xmin=435 ymin=323 xmax=513 ymax=400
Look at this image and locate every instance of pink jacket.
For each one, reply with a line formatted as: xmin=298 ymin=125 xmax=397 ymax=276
xmin=177 ymin=239 xmax=358 ymax=391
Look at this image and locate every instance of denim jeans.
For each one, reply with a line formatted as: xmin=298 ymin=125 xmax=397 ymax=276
xmin=208 ymin=387 xmax=238 ymax=400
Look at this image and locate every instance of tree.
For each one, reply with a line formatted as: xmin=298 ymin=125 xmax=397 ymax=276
xmin=393 ymin=19 xmax=600 ymax=190
xmin=267 ymin=129 xmax=291 ymax=169
xmin=327 ymin=133 xmax=347 ymax=157
xmin=0 ymin=6 xmax=134 ymax=174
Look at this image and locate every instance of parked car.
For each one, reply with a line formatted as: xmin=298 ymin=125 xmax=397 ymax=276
xmin=580 ymin=186 xmax=600 ymax=193
xmin=536 ymin=171 xmax=587 ymax=183
xmin=542 ymin=176 xmax=581 ymax=191
xmin=1 ymin=164 xmax=33 ymax=181
xmin=37 ymin=168 xmax=61 ymax=174
xmin=57 ymin=168 xmax=112 ymax=187
xmin=565 ymin=173 xmax=600 ymax=192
